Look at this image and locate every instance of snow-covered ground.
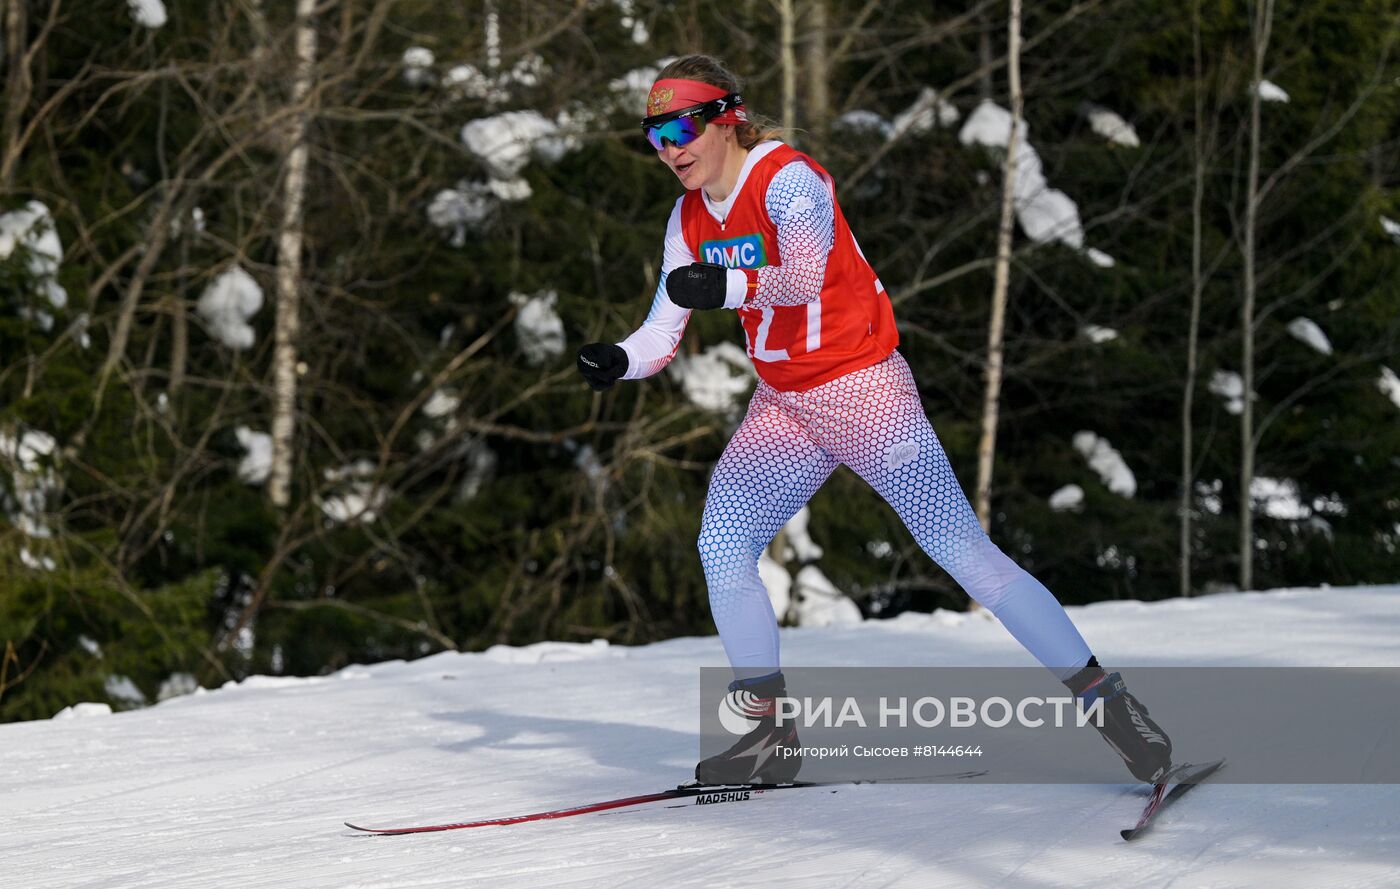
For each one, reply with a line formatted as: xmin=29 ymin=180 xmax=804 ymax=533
xmin=4 ymin=584 xmax=1399 ymax=888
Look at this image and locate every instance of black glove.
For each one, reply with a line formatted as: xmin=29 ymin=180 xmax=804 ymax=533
xmin=666 ymin=262 xmax=729 ymax=310
xmin=577 ymin=342 xmax=628 ymax=391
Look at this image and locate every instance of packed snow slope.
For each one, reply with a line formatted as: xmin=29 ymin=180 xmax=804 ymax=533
xmin=4 ymin=584 xmax=1399 ymax=889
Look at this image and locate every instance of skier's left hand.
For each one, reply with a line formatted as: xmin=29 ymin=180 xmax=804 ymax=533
xmin=666 ymin=262 xmax=730 ymax=310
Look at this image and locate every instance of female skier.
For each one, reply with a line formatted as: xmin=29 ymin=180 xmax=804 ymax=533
xmin=575 ymin=55 xmax=1171 ymax=787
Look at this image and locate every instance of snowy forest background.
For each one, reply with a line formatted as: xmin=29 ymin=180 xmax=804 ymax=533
xmin=1 ymin=0 xmax=1397 ymax=722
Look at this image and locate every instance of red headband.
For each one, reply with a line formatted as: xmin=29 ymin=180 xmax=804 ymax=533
xmin=646 ymin=78 xmax=747 ymax=125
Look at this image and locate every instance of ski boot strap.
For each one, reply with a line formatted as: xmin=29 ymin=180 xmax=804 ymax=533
xmin=1073 ymin=671 xmax=1128 ymax=707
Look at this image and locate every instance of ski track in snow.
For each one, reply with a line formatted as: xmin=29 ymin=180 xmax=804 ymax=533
xmin=4 ymin=584 xmax=1400 ymax=888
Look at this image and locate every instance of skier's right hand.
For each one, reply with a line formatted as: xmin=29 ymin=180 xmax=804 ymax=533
xmin=577 ymin=342 xmax=628 ymax=391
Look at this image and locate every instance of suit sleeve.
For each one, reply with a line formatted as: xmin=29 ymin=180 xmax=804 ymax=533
xmin=618 ymin=197 xmax=695 ymax=379
xmin=721 ymin=160 xmax=835 ymax=309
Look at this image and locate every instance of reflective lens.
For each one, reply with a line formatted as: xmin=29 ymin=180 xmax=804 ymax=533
xmin=644 ymin=114 xmax=705 ymax=151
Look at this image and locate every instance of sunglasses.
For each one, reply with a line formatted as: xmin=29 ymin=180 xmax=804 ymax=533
xmin=641 ymin=93 xmax=742 ymax=151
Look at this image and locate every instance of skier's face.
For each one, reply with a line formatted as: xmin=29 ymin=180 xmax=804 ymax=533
xmin=656 ymin=121 xmax=736 ymax=193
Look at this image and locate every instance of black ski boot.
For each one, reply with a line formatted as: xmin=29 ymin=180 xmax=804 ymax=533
xmin=1066 ymin=657 xmax=1173 ymax=783
xmin=697 ymin=672 xmax=803 ymax=785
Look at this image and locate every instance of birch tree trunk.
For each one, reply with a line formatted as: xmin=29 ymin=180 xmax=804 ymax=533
xmin=485 ymin=0 xmax=500 ymax=73
xmin=268 ymin=0 xmax=320 ymax=509
xmin=804 ymin=0 xmax=830 ymax=135
xmin=1180 ymin=0 xmax=1207 ymax=598
xmin=1239 ymin=0 xmax=1274 ymax=591
xmin=170 ymin=236 xmax=189 ymax=396
xmin=978 ymin=10 xmax=994 ymax=102
xmin=246 ymin=0 xmax=269 ymax=62
xmin=1 ymin=0 xmax=61 ymax=188
xmin=974 ymin=0 xmax=1022 ymax=533
xmin=779 ymin=0 xmax=797 ymax=138
xmin=1 ymin=0 xmax=30 ymax=190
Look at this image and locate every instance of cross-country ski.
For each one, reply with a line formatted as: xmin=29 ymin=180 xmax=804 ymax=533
xmin=1120 ymin=758 xmax=1227 ymax=841
xmin=346 ymin=770 xmax=989 ymax=836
